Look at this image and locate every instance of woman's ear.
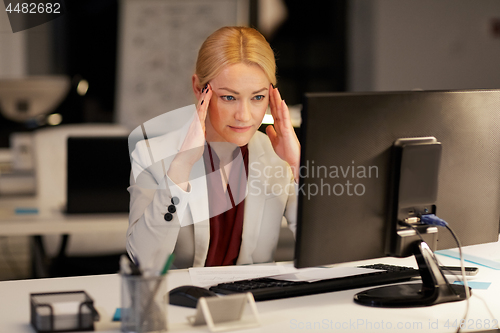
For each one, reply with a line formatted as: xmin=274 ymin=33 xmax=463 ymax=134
xmin=192 ymin=74 xmax=202 ymax=99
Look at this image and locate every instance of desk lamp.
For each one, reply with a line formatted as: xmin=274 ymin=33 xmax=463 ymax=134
xmin=0 ymin=76 xmax=70 ymax=125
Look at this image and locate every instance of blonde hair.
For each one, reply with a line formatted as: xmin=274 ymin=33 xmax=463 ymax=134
xmin=195 ymin=26 xmax=276 ymax=88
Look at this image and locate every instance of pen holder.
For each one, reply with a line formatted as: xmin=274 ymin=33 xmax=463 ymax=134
xmin=121 ymin=274 xmax=167 ymax=333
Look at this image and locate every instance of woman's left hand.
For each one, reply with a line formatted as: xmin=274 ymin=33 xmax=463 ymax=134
xmin=266 ymin=84 xmax=301 ymax=182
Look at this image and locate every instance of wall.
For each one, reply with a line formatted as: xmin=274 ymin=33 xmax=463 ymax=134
xmin=0 ymin=1 xmax=56 ymax=77
xmin=0 ymin=3 xmax=26 ymax=78
xmin=349 ymin=0 xmax=500 ymax=91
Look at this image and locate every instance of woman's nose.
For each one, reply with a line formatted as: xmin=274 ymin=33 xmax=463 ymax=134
xmin=234 ymin=101 xmax=251 ymax=123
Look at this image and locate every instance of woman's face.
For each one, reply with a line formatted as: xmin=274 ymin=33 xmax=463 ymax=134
xmin=205 ymin=63 xmax=270 ymax=147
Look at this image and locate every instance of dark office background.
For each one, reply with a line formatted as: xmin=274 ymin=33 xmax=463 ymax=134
xmin=1 ymin=0 xmax=499 ymax=280
xmin=0 ymin=0 xmax=347 ymax=147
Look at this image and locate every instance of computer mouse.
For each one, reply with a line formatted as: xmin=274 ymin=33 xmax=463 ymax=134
xmin=168 ymin=285 xmax=218 ymax=308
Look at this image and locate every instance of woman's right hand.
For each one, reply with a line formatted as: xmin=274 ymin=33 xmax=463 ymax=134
xmin=167 ymin=84 xmax=212 ymax=191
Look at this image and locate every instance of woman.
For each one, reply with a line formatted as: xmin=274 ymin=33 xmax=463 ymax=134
xmin=127 ymin=26 xmax=300 ymax=270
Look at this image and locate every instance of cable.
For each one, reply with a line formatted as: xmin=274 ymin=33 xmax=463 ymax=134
xmin=399 ymin=220 xmax=455 ymax=293
xmin=418 ymin=214 xmax=470 ymax=333
xmin=445 ymin=224 xmax=471 ymax=333
xmin=402 ymin=217 xmax=464 ymax=280
xmin=420 ymin=214 xmax=448 ymax=227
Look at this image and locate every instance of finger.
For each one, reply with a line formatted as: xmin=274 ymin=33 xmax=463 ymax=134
xmin=202 ymin=84 xmax=212 ymax=112
xmin=268 ymin=86 xmax=283 ymax=136
xmin=275 ymin=87 xmax=283 ymax=112
xmin=268 ymin=84 xmax=276 ymax=115
xmin=265 ymin=124 xmax=278 ymax=147
xmin=280 ymin=99 xmax=291 ymax=123
xmin=270 ymin=86 xmax=279 ymax=117
xmin=268 ymin=88 xmax=278 ymax=131
xmin=279 ymin=99 xmax=297 ymax=138
xmin=271 ymin=87 xmax=284 ymax=135
xmin=197 ymin=83 xmax=212 ymax=122
xmin=274 ymin=85 xmax=283 ymax=103
xmin=275 ymin=90 xmax=288 ymax=123
xmin=275 ymin=95 xmax=292 ymax=126
xmin=198 ymin=83 xmax=210 ymax=108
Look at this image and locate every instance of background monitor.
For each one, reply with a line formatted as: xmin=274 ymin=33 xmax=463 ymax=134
xmin=66 ymin=136 xmax=130 ymax=214
xmin=295 ymin=89 xmax=500 ymax=269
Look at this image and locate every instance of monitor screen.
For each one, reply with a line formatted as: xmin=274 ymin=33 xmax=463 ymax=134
xmin=66 ymin=136 xmax=130 ymax=214
xmin=295 ymin=90 xmax=500 ymax=269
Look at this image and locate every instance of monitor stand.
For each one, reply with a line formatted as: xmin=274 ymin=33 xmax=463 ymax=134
xmin=354 ymin=241 xmax=469 ymax=307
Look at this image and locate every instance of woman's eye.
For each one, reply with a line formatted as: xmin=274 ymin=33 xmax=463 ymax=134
xmin=221 ymin=95 xmax=236 ymax=101
xmin=253 ymin=95 xmax=266 ymax=101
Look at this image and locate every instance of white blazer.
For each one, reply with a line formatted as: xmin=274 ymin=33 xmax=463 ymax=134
xmin=126 ymin=114 xmax=297 ymax=270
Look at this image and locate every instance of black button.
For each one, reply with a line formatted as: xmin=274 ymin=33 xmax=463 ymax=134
xmin=164 ymin=213 xmax=173 ymax=222
xmin=168 ymin=205 xmax=176 ymax=213
xmin=171 ymin=196 xmax=180 ymax=205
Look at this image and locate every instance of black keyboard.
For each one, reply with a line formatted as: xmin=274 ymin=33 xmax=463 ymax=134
xmin=209 ymin=264 xmax=420 ymax=301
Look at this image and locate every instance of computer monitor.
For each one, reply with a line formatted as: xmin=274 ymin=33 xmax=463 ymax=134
xmin=66 ymin=136 xmax=131 ymax=213
xmin=295 ymin=89 xmax=500 ymax=306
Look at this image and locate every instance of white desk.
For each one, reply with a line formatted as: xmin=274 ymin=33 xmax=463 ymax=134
xmin=0 ymin=196 xmax=129 ymax=236
xmin=1 ymin=242 xmax=500 ymax=333
xmin=0 ymin=196 xmax=129 ymax=278
xmin=0 ymin=213 xmax=129 ymax=236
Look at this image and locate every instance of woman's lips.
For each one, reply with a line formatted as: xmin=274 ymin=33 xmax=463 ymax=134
xmin=229 ymin=125 xmax=252 ymax=133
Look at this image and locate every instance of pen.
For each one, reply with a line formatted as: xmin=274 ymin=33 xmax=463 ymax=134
xmin=140 ymin=253 xmax=175 ymax=329
xmin=161 ymin=253 xmax=175 ymax=276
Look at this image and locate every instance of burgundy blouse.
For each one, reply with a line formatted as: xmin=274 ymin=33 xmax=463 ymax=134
xmin=203 ymin=144 xmax=249 ymax=267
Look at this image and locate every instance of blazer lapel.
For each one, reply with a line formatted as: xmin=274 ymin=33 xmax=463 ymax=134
xmin=237 ymin=134 xmax=268 ymax=264
xmin=188 ymin=132 xmax=272 ymax=266
xmin=190 ymin=147 xmax=210 ymax=267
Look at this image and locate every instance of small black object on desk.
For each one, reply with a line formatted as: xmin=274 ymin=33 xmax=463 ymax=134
xmin=169 ymin=285 xmax=217 ymax=308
